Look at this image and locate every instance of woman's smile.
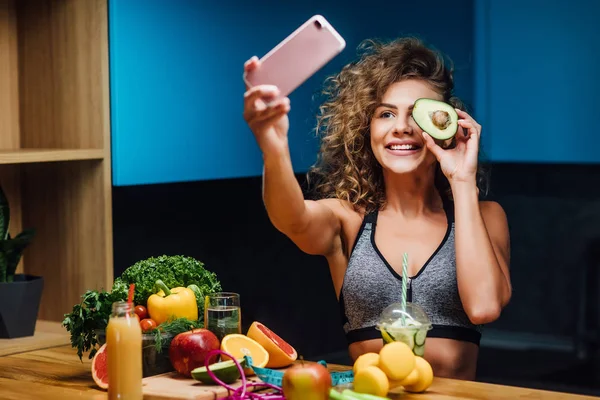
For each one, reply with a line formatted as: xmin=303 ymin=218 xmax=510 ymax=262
xmin=385 ymin=139 xmax=423 ymax=156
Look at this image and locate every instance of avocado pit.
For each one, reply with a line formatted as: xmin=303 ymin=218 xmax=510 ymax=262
xmin=429 ymin=110 xmax=451 ymax=130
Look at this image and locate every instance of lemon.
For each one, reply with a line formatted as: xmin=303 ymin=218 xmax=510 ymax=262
xmin=398 ymin=366 xmax=419 ymax=387
xmin=353 ymin=365 xmax=390 ymax=397
xmin=403 ymin=356 xmax=434 ymax=393
xmin=381 ymin=328 xmax=395 ymax=344
xmin=378 ymin=341 xmax=415 ymax=381
xmin=353 ymin=352 xmax=380 ymax=375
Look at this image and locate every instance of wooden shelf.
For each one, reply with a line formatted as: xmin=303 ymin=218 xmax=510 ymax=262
xmin=0 ymin=320 xmax=69 ymax=356
xmin=0 ymin=0 xmax=114 ymax=327
xmin=0 ymin=149 xmax=104 ymax=164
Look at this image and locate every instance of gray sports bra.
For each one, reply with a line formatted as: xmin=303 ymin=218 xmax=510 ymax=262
xmin=339 ymin=200 xmax=482 ymax=345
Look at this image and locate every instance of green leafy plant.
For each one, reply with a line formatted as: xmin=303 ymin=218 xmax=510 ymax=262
xmin=63 ymin=255 xmax=222 ymax=360
xmin=0 ymin=185 xmax=35 ymax=283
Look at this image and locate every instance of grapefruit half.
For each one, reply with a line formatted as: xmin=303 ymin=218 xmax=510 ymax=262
xmin=247 ymin=321 xmax=297 ymax=368
xmin=91 ymin=343 xmax=109 ymax=390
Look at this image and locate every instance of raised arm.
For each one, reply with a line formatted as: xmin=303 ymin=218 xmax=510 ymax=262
xmin=451 ymin=185 xmax=511 ymax=324
xmin=243 ymin=57 xmax=342 ymax=256
xmin=422 ymin=108 xmax=512 ymax=325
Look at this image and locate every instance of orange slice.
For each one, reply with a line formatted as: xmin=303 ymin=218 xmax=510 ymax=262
xmin=247 ymin=321 xmax=297 ymax=368
xmin=221 ymin=334 xmax=269 ymax=376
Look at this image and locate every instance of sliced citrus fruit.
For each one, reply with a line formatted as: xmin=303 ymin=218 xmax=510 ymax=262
xmin=247 ymin=321 xmax=297 ymax=368
xmin=220 ymin=334 xmax=269 ymax=376
xmin=91 ymin=343 xmax=108 ymax=390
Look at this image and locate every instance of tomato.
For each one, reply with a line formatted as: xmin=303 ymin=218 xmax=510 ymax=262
xmin=140 ymin=318 xmax=157 ymax=332
xmin=134 ymin=305 xmax=148 ymax=320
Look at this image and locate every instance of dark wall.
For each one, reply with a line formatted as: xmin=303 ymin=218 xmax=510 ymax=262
xmin=480 ymin=163 xmax=600 ymax=340
xmin=112 ymin=163 xmax=600 ymax=361
xmin=112 ymin=174 xmax=347 ymax=359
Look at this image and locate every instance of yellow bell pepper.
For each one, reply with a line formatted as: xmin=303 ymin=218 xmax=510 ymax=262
xmin=147 ymin=280 xmax=198 ymax=325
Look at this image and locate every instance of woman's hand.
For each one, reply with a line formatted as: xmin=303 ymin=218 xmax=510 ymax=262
xmin=421 ymin=108 xmax=481 ymax=185
xmin=243 ymin=56 xmax=291 ymax=156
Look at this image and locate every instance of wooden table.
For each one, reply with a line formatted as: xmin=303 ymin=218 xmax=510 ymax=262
xmin=1 ymin=344 xmax=598 ymax=400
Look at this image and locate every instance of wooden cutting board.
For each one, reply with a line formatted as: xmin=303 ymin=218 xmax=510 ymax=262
xmin=142 ymin=371 xmax=267 ymax=400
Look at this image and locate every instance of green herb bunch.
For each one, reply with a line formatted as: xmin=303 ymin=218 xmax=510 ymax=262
xmin=62 ymin=284 xmax=128 ymax=359
xmin=149 ymin=317 xmax=204 ymax=353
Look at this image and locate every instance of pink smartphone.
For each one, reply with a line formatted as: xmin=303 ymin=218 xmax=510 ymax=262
xmin=243 ymin=15 xmax=346 ymax=98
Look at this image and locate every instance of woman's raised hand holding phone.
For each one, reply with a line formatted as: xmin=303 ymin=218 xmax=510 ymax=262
xmin=243 ymin=57 xmax=291 ymax=157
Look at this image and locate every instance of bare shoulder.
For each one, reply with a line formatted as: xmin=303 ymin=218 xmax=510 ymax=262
xmin=314 ymin=198 xmax=363 ymax=224
xmin=479 ymin=200 xmax=508 ymax=225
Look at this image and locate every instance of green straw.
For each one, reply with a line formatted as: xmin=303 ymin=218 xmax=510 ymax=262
xmin=401 ymin=252 xmax=408 ymax=325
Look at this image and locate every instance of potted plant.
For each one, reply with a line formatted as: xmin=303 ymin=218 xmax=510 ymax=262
xmin=0 ymin=184 xmax=38 ymax=338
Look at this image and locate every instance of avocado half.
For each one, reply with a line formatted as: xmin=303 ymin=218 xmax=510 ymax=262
xmin=412 ymin=98 xmax=458 ymax=140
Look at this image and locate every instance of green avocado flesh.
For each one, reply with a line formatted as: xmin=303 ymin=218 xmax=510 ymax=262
xmin=191 ymin=358 xmax=245 ymax=384
xmin=412 ymin=98 xmax=458 ymax=140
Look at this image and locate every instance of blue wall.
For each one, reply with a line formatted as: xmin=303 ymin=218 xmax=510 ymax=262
xmin=108 ymin=0 xmax=474 ymax=186
xmin=474 ymin=0 xmax=600 ymax=164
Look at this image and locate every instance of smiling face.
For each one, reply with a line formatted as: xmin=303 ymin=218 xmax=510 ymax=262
xmin=370 ymin=79 xmax=444 ymax=176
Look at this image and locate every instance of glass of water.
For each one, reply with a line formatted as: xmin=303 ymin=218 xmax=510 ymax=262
xmin=204 ymin=292 xmax=241 ymax=342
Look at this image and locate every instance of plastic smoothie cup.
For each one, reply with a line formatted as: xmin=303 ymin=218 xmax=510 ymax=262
xmin=376 ymin=302 xmax=432 ymax=357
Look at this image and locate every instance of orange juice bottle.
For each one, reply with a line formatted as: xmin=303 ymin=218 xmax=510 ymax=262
xmin=106 ymin=301 xmax=143 ymax=399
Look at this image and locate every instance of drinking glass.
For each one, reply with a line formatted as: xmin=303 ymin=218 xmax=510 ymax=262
xmin=204 ymin=292 xmax=241 ymax=341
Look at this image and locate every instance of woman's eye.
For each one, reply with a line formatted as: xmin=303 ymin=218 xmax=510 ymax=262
xmin=380 ymin=111 xmax=394 ymax=118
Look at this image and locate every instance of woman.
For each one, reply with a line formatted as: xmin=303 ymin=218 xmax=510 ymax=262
xmin=242 ymin=37 xmax=511 ymax=380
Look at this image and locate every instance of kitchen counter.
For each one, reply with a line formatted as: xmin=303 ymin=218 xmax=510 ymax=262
xmin=1 ymin=344 xmax=598 ymax=399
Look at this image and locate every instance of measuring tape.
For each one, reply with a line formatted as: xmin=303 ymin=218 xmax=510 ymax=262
xmin=243 ymin=356 xmax=354 ymax=387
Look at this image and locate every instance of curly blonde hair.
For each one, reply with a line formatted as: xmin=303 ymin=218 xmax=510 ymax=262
xmin=306 ymin=37 xmax=488 ymax=213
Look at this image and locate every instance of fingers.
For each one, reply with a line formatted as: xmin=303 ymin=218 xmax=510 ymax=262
xmin=252 ymin=97 xmax=290 ymax=124
xmin=244 ymin=56 xmax=257 ymax=68
xmin=244 ymin=84 xmax=279 ymax=103
xmin=244 ymin=56 xmax=260 ymax=78
xmin=244 ymin=93 xmax=290 ymax=130
xmin=243 ymin=56 xmax=260 ymax=90
xmin=456 ymin=120 xmax=480 ymax=158
xmin=455 ymin=108 xmax=472 ymax=120
xmin=253 ymin=102 xmax=290 ymax=129
xmin=455 ymin=109 xmax=482 ymax=132
xmin=421 ymin=131 xmax=446 ymax=160
xmin=457 ymin=119 xmax=480 ymax=144
xmin=243 ymin=85 xmax=280 ymax=118
xmin=244 ymin=56 xmax=260 ymax=72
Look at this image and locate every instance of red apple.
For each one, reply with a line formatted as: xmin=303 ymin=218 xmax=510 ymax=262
xmin=282 ymin=362 xmax=332 ymax=400
xmin=168 ymin=328 xmax=220 ymax=377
